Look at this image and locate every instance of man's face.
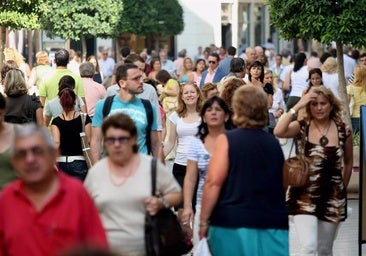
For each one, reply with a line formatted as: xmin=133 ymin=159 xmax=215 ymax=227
xmin=208 ymin=56 xmax=219 ymax=71
xmin=11 ymin=133 xmax=57 ymax=186
xmin=123 ymin=68 xmax=144 ymax=95
xmin=360 ymin=57 xmax=366 ymax=67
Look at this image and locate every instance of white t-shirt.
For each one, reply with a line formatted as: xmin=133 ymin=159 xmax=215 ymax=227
xmin=169 ymin=111 xmax=201 ymax=165
xmin=322 ymin=72 xmax=340 ymax=99
xmin=290 ymin=65 xmax=309 ymax=97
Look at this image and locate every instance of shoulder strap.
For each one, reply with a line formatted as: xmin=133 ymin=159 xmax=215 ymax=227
xmin=141 ymin=98 xmax=153 ymax=154
xmin=102 ymin=95 xmax=115 ymax=118
xmin=81 ymin=112 xmax=86 ymax=132
xmin=150 ymin=157 xmax=157 ymax=196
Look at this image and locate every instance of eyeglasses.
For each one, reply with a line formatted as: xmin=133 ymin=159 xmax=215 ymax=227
xmin=208 ymin=61 xmax=217 ymax=64
xmin=13 ymin=146 xmax=46 ymax=160
xmin=127 ymin=75 xmax=143 ymax=82
xmin=104 ymin=136 xmax=132 ymax=145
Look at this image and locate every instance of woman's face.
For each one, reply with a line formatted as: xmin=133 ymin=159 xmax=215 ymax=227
xmin=184 ymin=59 xmax=193 ymax=71
xmin=104 ymin=127 xmax=136 ymax=162
xmin=182 ymin=84 xmax=199 ymax=106
xmin=250 ymin=66 xmax=262 ymax=80
xmin=153 ymin=61 xmax=161 ymax=71
xmin=310 ymin=72 xmax=322 ymax=86
xmin=196 ymin=61 xmax=206 ymax=72
xmin=89 ymin=58 xmax=97 ymax=68
xmin=203 ymin=101 xmax=228 ymax=128
xmin=309 ymin=94 xmax=332 ymax=121
xmin=264 ymin=72 xmax=273 ymax=84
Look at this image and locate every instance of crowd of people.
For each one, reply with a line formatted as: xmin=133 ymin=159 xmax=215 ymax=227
xmin=0 ymin=42 xmax=362 ymax=255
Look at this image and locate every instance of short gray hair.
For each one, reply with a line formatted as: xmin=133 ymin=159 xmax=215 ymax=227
xmin=79 ymin=62 xmax=95 ymax=78
xmin=11 ymin=123 xmax=55 ymax=154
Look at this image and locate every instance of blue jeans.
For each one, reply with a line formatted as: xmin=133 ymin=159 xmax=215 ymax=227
xmin=57 ymin=160 xmax=88 ymax=181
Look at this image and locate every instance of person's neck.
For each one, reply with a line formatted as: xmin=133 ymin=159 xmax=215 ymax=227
xmin=312 ymin=118 xmax=331 ymax=127
xmin=23 ymin=172 xmax=59 ymax=211
xmin=118 ymin=90 xmax=135 ymax=102
xmin=207 ymin=126 xmax=225 ymax=138
xmin=56 ymin=66 xmax=67 ymax=70
xmin=186 ymin=104 xmax=197 ymax=114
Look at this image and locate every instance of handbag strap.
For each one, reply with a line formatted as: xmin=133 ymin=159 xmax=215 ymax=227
xmin=81 ymin=112 xmax=86 ymax=133
xmin=287 ymin=139 xmax=296 ymax=159
xmin=150 ymin=157 xmax=157 ymax=196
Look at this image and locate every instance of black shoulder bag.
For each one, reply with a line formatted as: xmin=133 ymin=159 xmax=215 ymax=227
xmin=145 ymin=158 xmax=193 ymax=256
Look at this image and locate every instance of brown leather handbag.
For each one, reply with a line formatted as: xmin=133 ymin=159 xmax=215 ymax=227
xmin=283 ymin=131 xmax=310 ymax=188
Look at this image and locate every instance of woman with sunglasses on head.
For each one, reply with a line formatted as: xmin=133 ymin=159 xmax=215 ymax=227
xmin=51 ymin=88 xmax=91 ymax=181
xmin=181 ymin=96 xmax=233 ymax=247
xmin=85 ymin=113 xmax=181 ymax=255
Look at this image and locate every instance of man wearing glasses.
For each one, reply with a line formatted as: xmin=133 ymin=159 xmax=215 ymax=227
xmin=91 ymin=63 xmax=160 ymax=163
xmin=0 ymin=123 xmax=108 ymax=255
xmin=199 ymin=52 xmax=226 ymax=88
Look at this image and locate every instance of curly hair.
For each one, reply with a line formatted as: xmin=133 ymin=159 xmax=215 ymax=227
xmin=220 ymin=78 xmax=245 ymax=110
xmin=176 ymin=82 xmax=203 ymax=117
xmin=232 ymin=85 xmax=268 ymax=129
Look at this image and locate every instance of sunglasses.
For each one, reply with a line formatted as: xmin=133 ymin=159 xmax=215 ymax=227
xmin=105 ymin=136 xmax=132 ymax=145
xmin=208 ymin=61 xmax=217 ymax=64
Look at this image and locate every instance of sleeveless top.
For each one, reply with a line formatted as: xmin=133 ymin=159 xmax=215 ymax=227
xmin=287 ymin=120 xmax=350 ymax=223
xmin=210 ymin=128 xmax=288 ymax=230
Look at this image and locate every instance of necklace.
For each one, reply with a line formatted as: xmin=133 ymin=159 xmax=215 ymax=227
xmin=313 ymin=120 xmax=332 ymax=146
xmin=108 ymin=156 xmax=138 ymax=186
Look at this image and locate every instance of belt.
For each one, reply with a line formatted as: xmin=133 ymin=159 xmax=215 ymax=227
xmin=57 ymin=155 xmax=85 ymax=163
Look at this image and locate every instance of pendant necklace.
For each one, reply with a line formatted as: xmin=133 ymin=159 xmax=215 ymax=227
xmin=314 ymin=120 xmax=332 ymax=146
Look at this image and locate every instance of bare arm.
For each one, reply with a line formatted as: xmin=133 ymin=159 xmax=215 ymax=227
xmin=163 ymin=120 xmax=177 ymax=157
xmin=199 ymin=134 xmax=229 ymax=238
xmin=274 ymin=92 xmax=318 ymax=138
xmin=50 ymin=125 xmax=61 ymax=149
xmin=85 ymin=123 xmax=92 ymax=145
xmin=342 ymin=133 xmax=353 ymax=188
xmin=91 ymin=127 xmax=103 ymax=162
xmin=181 ymin=159 xmax=198 ymax=224
xmin=282 ymin=70 xmax=292 ymax=91
xmin=44 ymin=115 xmax=51 ymax=127
xmin=150 ymin=130 xmax=161 ymax=159
xmin=40 ymin=96 xmax=46 ymax=107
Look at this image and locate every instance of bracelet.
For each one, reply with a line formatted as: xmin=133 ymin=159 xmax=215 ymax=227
xmin=289 ymin=108 xmax=297 ymax=115
xmin=161 ymin=196 xmax=170 ymax=209
xmin=199 ymin=222 xmax=209 ymax=227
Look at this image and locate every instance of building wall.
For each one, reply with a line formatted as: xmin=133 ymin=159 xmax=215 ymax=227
xmin=177 ymin=0 xmax=222 ymax=59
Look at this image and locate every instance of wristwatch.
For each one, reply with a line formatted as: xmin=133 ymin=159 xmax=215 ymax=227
xmin=161 ymin=196 xmax=170 ymax=209
xmin=289 ymin=108 xmax=297 ymax=115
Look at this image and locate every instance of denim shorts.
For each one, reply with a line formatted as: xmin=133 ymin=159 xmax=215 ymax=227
xmin=57 ymin=160 xmax=88 ymax=181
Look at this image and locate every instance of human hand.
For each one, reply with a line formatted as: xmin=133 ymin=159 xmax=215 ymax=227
xmin=294 ymin=92 xmax=318 ymax=111
xmin=180 ymin=207 xmax=193 ymax=226
xmin=145 ymin=196 xmax=162 ymax=216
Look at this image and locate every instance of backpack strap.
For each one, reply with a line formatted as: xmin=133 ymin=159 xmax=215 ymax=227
xmin=141 ymin=98 xmax=153 ymax=154
xmin=102 ymin=95 xmax=115 ymax=118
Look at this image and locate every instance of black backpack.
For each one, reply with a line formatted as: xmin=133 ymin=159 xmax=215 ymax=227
xmin=102 ymin=95 xmax=153 ymax=154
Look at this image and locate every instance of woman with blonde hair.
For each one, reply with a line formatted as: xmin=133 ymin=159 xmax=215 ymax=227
xmin=28 ymin=51 xmax=52 ymax=94
xmin=164 ymin=83 xmax=203 ymax=198
xmin=178 ymin=57 xmax=195 ymax=83
xmin=3 ymin=48 xmax=30 ymax=81
xmin=275 ymin=86 xmax=352 ymax=255
xmin=347 ymin=65 xmax=366 ymax=133
xmin=3 ymin=69 xmax=43 ymax=126
xmin=321 ymin=57 xmax=340 ymax=99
